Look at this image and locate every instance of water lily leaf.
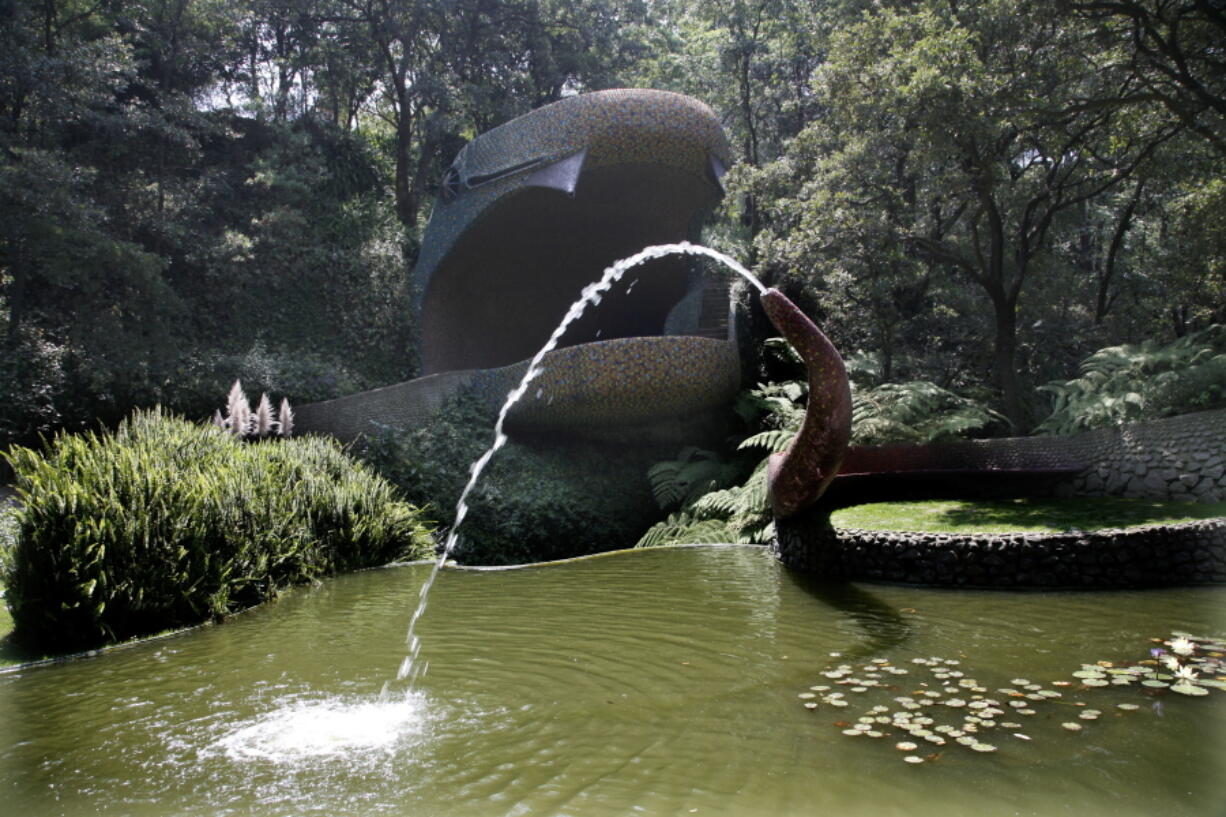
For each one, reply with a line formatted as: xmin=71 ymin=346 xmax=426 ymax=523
xmin=1171 ymin=683 xmax=1209 ymax=696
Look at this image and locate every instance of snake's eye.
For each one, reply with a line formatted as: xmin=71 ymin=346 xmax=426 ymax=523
xmin=440 ymin=167 xmax=462 ymax=203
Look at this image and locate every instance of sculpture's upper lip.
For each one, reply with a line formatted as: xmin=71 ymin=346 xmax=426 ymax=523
xmin=414 ymin=89 xmax=733 ymax=378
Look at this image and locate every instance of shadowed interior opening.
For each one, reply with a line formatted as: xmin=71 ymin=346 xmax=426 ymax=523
xmin=419 ymin=163 xmax=722 ymax=374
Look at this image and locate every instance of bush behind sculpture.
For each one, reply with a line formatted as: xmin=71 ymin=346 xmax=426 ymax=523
xmin=3 ymin=410 xmax=434 ymax=650
xmin=359 ymin=390 xmax=665 ymax=565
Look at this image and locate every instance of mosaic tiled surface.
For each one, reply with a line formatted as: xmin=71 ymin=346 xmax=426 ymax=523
xmin=760 ymin=288 xmax=853 ymax=519
xmin=294 ymin=337 xmax=741 ymax=443
xmin=414 ymin=88 xmax=734 ymax=375
xmin=474 ymin=336 xmax=741 ymax=430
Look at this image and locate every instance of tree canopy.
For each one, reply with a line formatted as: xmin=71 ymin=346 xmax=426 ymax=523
xmin=1 ymin=0 xmax=1222 ymax=446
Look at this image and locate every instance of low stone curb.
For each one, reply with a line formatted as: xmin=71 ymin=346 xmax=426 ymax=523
xmin=773 ymin=517 xmax=1226 ymax=589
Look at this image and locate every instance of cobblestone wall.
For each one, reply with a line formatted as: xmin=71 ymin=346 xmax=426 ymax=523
xmin=1052 ymin=409 xmax=1226 ymax=502
xmin=773 ymin=516 xmax=1226 ymax=588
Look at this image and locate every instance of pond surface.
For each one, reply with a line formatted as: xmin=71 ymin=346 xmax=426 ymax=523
xmin=1 ymin=545 xmax=1224 ymax=817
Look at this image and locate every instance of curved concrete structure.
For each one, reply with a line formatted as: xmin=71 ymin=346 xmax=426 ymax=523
xmin=297 ymin=89 xmax=742 ymax=444
xmin=415 ymin=89 xmax=733 ymax=376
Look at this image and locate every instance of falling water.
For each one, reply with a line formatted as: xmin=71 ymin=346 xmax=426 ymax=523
xmin=392 ymin=242 xmax=766 ymax=693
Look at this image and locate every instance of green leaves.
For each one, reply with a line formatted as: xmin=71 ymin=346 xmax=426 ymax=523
xmin=1036 ymin=325 xmax=1226 ymax=434
xmin=1 ymin=409 xmax=434 ymax=651
xmin=851 ymin=381 xmax=1007 ymax=446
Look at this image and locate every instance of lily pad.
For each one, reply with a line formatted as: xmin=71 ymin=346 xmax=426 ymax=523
xmin=1171 ymin=683 xmax=1210 ymax=696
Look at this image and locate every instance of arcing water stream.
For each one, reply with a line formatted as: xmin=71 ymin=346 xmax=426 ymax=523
xmin=391 ymin=242 xmax=766 ymax=693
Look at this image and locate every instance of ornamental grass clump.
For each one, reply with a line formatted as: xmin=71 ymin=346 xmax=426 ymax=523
xmin=2 ymin=409 xmax=434 ymax=651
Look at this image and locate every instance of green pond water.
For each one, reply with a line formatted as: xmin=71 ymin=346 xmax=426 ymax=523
xmin=1 ymin=545 xmax=1224 ymax=817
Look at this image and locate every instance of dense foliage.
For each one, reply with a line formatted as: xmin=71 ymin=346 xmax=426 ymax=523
xmin=1 ymin=0 xmax=1222 ymax=441
xmin=639 ymin=337 xmax=1014 ymax=547
xmin=358 ymin=390 xmax=666 ymax=564
xmin=3 ymin=410 xmax=434 ymax=650
xmin=1037 ymin=324 xmax=1226 ymax=434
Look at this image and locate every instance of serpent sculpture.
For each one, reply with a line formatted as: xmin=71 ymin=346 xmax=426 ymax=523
xmin=296 ymin=88 xmax=1226 ymax=587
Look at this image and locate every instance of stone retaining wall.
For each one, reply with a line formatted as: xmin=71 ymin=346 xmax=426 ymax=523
xmin=1052 ymin=409 xmax=1226 ymax=503
xmin=773 ymin=516 xmax=1226 ymax=589
xmin=835 ymin=409 xmax=1226 ymax=504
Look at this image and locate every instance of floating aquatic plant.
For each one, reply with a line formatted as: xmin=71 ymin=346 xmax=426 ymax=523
xmin=799 ymin=632 xmax=1226 ymax=765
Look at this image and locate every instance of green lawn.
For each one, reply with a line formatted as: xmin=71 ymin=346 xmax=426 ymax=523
xmin=831 ymin=496 xmax=1226 ymax=534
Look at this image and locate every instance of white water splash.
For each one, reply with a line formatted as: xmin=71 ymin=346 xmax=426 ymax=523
xmin=393 ymin=242 xmax=765 ymax=693
xmin=215 ymin=692 xmax=431 ymax=762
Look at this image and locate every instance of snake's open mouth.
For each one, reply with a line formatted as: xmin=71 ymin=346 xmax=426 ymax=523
xmin=413 ymin=89 xmax=741 ymax=428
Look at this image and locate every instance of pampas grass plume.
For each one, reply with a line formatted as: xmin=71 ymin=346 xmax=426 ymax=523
xmin=278 ymin=398 xmax=294 ymax=438
xmin=254 ymin=393 xmax=275 ymax=437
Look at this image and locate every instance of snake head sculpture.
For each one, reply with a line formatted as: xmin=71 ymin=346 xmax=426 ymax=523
xmin=760 ymin=289 xmax=853 ymax=519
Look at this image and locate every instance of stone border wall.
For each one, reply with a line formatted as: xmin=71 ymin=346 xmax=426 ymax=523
xmin=773 ymin=517 xmax=1226 ymax=589
xmin=776 ymin=410 xmax=1226 ymax=587
xmin=1052 ymin=409 xmax=1226 ymax=502
xmin=836 ymin=409 xmax=1226 ymax=504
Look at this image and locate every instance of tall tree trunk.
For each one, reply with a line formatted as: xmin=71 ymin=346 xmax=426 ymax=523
xmin=393 ymin=89 xmax=416 ymax=228
xmin=992 ymin=291 xmax=1025 ymax=432
xmin=1095 ymin=180 xmax=1144 ymax=324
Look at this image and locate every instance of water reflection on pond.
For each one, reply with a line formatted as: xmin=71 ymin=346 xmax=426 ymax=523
xmin=1 ymin=545 xmax=1223 ymax=816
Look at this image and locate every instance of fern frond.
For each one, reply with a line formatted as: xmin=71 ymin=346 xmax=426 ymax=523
xmin=738 ymin=429 xmax=796 ymax=454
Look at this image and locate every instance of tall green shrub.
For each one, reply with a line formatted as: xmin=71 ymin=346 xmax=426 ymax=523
xmin=3 ymin=410 xmax=434 ymax=650
xmin=358 ymin=390 xmax=665 ymax=565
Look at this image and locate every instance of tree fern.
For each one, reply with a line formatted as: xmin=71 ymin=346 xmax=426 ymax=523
xmin=1037 ymin=325 xmax=1226 ymax=434
xmin=851 ymin=381 xmax=1005 ymax=445
xmin=645 ymin=446 xmax=743 ymax=510
xmin=636 ymin=512 xmax=736 ymax=547
xmin=637 ymin=338 xmax=1003 ymax=548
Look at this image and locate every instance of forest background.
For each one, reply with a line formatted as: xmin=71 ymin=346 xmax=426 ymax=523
xmin=1 ymin=0 xmax=1223 ymax=450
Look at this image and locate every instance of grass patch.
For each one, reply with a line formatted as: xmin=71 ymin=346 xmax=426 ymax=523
xmin=830 ymin=497 xmax=1226 ymax=534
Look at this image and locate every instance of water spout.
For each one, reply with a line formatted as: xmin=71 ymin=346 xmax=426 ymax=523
xmin=393 ymin=242 xmax=764 ymax=693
